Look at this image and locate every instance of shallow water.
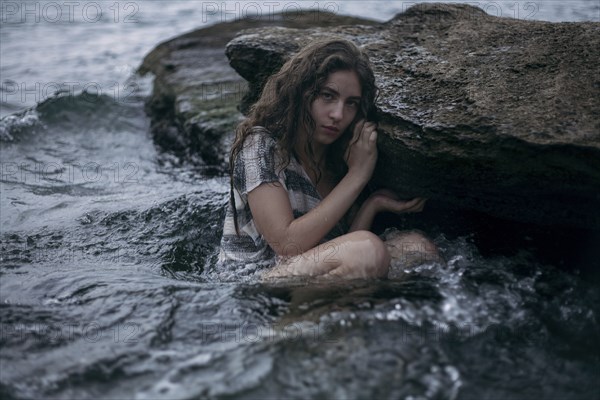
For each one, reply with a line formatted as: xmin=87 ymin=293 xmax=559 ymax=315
xmin=1 ymin=90 xmax=599 ymax=399
xmin=2 ymin=1 xmax=600 ymax=398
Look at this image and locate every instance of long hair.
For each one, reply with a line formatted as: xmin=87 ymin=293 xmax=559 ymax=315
xmin=229 ymin=38 xmax=379 ymax=233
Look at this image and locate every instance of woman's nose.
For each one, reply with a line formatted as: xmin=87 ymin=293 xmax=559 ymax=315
xmin=329 ymin=101 xmax=343 ymax=121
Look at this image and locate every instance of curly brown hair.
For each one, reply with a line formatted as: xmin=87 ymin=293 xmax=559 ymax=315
xmin=229 ymin=38 xmax=379 ymax=233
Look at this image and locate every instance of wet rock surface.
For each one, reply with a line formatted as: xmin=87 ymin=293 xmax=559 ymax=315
xmin=225 ymin=3 xmax=600 ymax=232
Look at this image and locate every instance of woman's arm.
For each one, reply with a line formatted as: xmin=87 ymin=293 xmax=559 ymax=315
xmin=349 ymin=189 xmax=428 ymax=232
xmin=248 ymin=120 xmax=378 ymax=256
xmin=248 ymin=169 xmax=367 ymax=255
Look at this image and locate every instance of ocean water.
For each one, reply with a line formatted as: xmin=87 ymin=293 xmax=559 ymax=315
xmin=1 ymin=1 xmax=599 ymax=399
xmin=1 ymin=0 xmax=598 ymax=117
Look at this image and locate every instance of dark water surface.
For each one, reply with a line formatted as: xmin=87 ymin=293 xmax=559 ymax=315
xmin=1 ymin=89 xmax=598 ymax=399
xmin=2 ymin=1 xmax=600 ymax=398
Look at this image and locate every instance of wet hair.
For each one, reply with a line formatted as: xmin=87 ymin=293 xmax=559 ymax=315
xmin=229 ymin=38 xmax=379 ymax=233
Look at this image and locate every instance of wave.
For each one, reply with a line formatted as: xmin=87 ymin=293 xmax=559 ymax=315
xmin=0 ymin=89 xmax=146 ymax=142
xmin=0 ymin=109 xmax=45 ymax=141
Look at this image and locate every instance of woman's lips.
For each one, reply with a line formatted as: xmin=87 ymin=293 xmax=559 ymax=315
xmin=323 ymin=125 xmax=339 ymax=134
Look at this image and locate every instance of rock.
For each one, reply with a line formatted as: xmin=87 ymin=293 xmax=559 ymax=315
xmin=224 ymin=3 xmax=600 ymax=231
xmin=137 ymin=11 xmax=379 ymax=169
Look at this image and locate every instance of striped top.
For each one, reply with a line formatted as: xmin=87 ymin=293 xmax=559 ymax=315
xmin=218 ymin=126 xmax=346 ymax=266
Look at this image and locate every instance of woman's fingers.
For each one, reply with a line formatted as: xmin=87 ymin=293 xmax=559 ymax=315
xmin=371 ymin=189 xmax=428 ymax=214
xmin=384 ymin=197 xmax=427 ymax=213
xmin=350 ymin=119 xmax=377 ymax=147
xmin=403 ymin=197 xmax=427 ymax=212
xmin=345 ymin=119 xmax=379 ymax=181
xmin=369 ymin=129 xmax=377 ymax=144
xmin=361 ymin=122 xmax=377 ymax=145
xmin=353 ymin=119 xmax=366 ymax=143
xmin=346 ymin=119 xmax=364 ymax=161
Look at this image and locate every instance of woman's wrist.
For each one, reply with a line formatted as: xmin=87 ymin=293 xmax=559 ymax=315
xmin=346 ymin=166 xmax=373 ymax=187
xmin=367 ymin=193 xmax=389 ymax=214
xmin=349 ymin=197 xmax=379 ymax=231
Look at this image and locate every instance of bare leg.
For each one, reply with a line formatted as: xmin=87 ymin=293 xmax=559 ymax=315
xmin=262 ymin=230 xmax=390 ymax=280
xmin=383 ymin=230 xmax=444 ymax=279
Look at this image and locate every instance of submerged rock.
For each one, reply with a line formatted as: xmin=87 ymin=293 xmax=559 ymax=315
xmin=137 ymin=11 xmax=379 ymax=168
xmin=225 ymin=3 xmax=600 ymax=231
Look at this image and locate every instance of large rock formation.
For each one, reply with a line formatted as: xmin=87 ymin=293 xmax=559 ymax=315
xmin=225 ymin=3 xmax=600 ymax=232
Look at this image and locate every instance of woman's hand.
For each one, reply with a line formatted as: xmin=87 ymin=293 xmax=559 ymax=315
xmin=369 ymin=189 xmax=427 ymax=215
xmin=349 ymin=189 xmax=427 ymax=232
xmin=344 ymin=119 xmax=378 ymax=183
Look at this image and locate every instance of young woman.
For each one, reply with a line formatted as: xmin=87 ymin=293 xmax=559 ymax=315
xmin=219 ymin=39 xmax=440 ymax=279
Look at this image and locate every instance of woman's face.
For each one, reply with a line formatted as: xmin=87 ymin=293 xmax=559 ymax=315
xmin=309 ymin=70 xmax=362 ymax=147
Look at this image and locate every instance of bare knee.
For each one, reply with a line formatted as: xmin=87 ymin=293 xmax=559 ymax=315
xmin=346 ymin=230 xmax=390 ymax=277
xmin=264 ymin=231 xmax=391 ymax=280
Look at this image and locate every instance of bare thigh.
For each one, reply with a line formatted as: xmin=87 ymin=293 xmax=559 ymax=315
xmin=262 ymin=230 xmax=390 ymax=280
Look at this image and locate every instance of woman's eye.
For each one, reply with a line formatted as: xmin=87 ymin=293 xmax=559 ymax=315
xmin=347 ymin=100 xmax=359 ymax=108
xmin=321 ymin=92 xmax=334 ymax=100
